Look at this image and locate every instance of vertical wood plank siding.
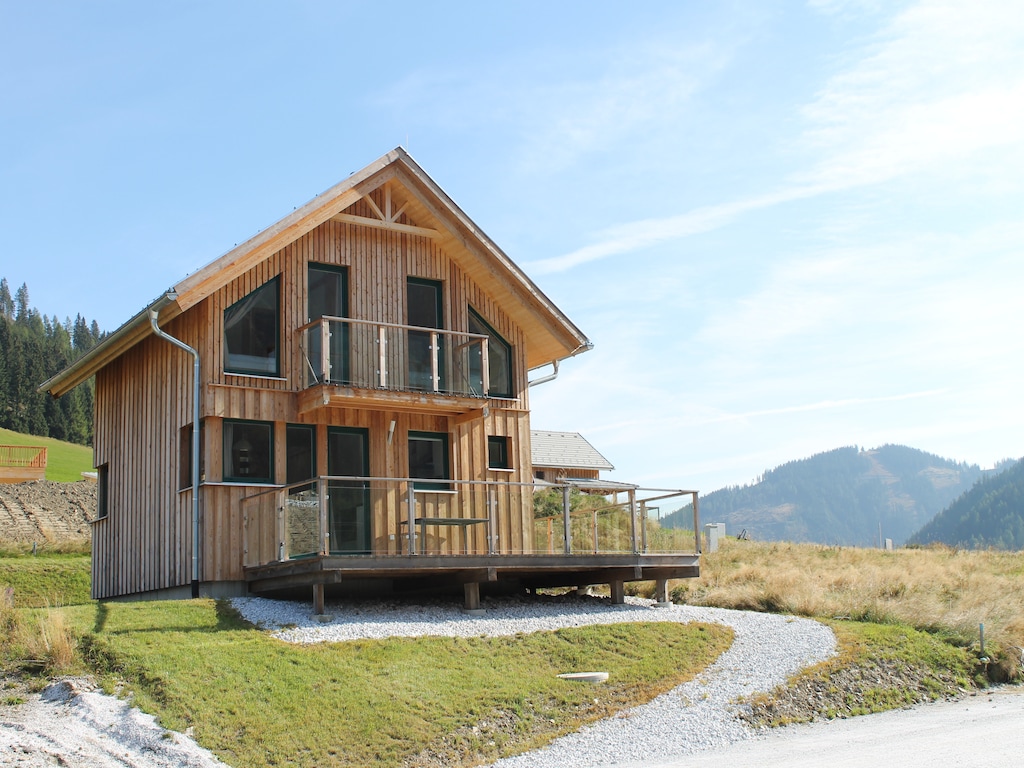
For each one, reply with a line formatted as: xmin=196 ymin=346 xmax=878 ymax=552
xmin=93 ymin=189 xmax=541 ymax=598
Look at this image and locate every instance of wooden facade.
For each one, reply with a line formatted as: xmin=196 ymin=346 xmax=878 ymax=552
xmin=43 ymin=149 xmax=700 ymax=604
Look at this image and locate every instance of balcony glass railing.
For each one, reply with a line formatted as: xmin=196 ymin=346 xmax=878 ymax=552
xmin=298 ymin=316 xmax=492 ymax=397
xmin=240 ymin=478 xmax=700 ymax=568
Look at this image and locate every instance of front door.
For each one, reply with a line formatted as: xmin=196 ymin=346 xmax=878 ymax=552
xmin=327 ymin=427 xmax=370 ymax=554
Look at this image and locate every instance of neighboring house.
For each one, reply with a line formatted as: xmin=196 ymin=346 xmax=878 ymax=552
xmin=531 ymin=430 xmax=637 ymax=496
xmin=531 ymin=430 xmax=615 ymax=483
xmin=41 ymin=148 xmax=699 ymax=610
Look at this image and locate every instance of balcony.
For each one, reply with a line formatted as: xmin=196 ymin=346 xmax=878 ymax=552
xmin=297 ymin=317 xmax=510 ymax=415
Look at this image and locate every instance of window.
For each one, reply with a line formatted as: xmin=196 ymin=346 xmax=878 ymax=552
xmin=178 ymin=421 xmax=206 ymax=490
xmin=487 ymin=436 xmax=511 ymax=470
xmin=96 ymin=463 xmax=109 ymax=520
xmin=286 ymin=424 xmax=316 ymax=486
xmin=468 ymin=308 xmax=513 ymax=398
xmin=223 ymin=420 xmax=274 ymax=484
xmin=224 ymin=277 xmax=280 ymax=376
xmin=408 ymin=431 xmax=450 ymax=490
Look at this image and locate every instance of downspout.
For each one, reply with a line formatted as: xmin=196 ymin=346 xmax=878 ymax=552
xmin=528 ymin=340 xmax=594 ymax=388
xmin=148 ymin=300 xmax=202 ymax=599
xmin=528 ymin=360 xmax=559 ymax=388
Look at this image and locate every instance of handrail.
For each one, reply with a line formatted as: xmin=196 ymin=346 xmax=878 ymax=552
xmin=0 ymin=445 xmax=47 ymax=468
xmin=240 ymin=475 xmax=700 ymax=566
xmin=298 ymin=315 xmax=492 ymax=396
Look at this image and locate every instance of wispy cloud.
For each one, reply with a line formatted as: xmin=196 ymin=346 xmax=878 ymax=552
xmin=531 ymin=0 xmax=1024 ymax=274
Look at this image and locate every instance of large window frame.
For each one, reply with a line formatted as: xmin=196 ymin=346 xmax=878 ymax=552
xmin=223 ymin=419 xmax=275 ymax=484
xmin=286 ymin=424 xmax=317 ymax=486
xmin=468 ymin=307 xmax=513 ymax=399
xmin=223 ymin=277 xmax=281 ymax=377
xmin=408 ymin=431 xmax=451 ymax=490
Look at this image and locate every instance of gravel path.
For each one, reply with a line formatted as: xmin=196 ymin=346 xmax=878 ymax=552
xmin=232 ymin=594 xmax=837 ymax=767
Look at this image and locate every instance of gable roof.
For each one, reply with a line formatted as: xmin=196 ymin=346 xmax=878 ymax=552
xmin=41 ymin=148 xmax=591 ymax=398
xmin=530 ymin=430 xmax=615 ymax=472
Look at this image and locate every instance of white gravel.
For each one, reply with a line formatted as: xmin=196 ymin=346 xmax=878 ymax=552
xmin=231 ymin=594 xmax=837 ymax=767
xmin=0 ymin=678 xmax=227 ymax=767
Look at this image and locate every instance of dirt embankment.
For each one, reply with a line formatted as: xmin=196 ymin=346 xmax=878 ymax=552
xmin=0 ymin=480 xmax=96 ymax=545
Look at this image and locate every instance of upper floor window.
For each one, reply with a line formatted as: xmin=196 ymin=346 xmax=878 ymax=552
xmin=468 ymin=308 xmax=513 ymax=398
xmin=224 ymin=277 xmax=280 ymax=376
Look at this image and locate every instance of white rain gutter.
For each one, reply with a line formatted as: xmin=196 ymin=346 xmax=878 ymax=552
xmin=148 ymin=296 xmax=201 ymax=598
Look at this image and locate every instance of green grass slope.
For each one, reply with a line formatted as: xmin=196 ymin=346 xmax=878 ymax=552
xmin=0 ymin=427 xmax=93 ymax=482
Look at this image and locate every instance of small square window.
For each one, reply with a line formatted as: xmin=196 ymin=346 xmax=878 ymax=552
xmin=223 ymin=420 xmax=274 ymax=484
xmin=487 ymin=436 xmax=511 ymax=470
xmin=409 ymin=431 xmax=450 ymax=490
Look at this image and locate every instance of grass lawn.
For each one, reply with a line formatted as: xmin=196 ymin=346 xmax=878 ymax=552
xmin=0 ymin=427 xmax=93 ymax=482
xmin=60 ymin=599 xmax=730 ymax=767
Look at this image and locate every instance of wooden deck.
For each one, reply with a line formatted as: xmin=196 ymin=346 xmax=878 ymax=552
xmin=244 ymin=552 xmax=700 ymax=612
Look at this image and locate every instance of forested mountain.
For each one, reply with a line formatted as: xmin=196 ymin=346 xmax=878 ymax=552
xmin=662 ymin=445 xmax=987 ymax=547
xmin=908 ymin=458 xmax=1024 ymax=550
xmin=0 ymin=278 xmax=103 ymax=445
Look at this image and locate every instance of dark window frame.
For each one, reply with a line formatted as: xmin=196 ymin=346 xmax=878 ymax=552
xmin=178 ymin=420 xmax=206 ymax=491
xmin=223 ymin=277 xmax=281 ymax=377
xmin=96 ymin=463 xmax=109 ymax=520
xmin=222 ymin=419 xmax=275 ymax=484
xmin=286 ymin=423 xmax=317 ymax=486
xmin=408 ymin=430 xmax=451 ymax=490
xmin=487 ymin=435 xmax=511 ymax=470
xmin=468 ymin=307 xmax=514 ymax=399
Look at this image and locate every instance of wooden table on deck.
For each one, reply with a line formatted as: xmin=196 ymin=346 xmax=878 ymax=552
xmin=400 ymin=517 xmax=489 ymax=554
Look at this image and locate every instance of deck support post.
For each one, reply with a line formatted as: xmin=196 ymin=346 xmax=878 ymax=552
xmin=313 ymin=583 xmax=325 ymax=615
xmin=463 ymin=581 xmax=483 ymax=614
xmin=610 ymin=580 xmax=625 ymax=605
xmin=654 ymin=578 xmax=670 ymax=606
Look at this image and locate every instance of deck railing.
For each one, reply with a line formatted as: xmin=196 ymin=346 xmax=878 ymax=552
xmin=297 ymin=316 xmax=492 ymax=397
xmin=0 ymin=445 xmax=47 ymax=482
xmin=240 ymin=477 xmax=699 ymax=568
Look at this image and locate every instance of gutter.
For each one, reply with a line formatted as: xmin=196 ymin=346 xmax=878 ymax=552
xmin=148 ymin=297 xmax=202 ymax=599
xmin=39 ymin=291 xmax=179 ymax=398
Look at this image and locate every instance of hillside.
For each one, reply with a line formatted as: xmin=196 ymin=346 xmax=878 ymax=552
xmin=909 ymin=457 xmax=1024 ymax=550
xmin=662 ymin=445 xmax=985 ymax=547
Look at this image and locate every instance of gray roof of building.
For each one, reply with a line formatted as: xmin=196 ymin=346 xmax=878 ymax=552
xmin=530 ymin=430 xmax=615 ymax=471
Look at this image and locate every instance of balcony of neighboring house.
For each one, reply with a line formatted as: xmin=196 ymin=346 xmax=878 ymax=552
xmin=296 ymin=316 xmax=515 ymax=416
xmin=239 ymin=476 xmax=701 ymax=611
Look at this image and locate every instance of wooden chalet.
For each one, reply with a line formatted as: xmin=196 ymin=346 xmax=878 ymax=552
xmin=41 ymin=148 xmax=700 ymax=611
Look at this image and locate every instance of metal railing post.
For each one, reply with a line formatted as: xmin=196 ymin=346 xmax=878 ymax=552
xmin=378 ymin=326 xmax=388 ymax=388
xmin=320 ymin=318 xmax=330 ymax=382
xmin=430 ymin=331 xmax=440 ymax=392
xmin=640 ymin=500 xmax=648 ymax=553
xmin=319 ymin=478 xmax=329 ymax=556
xmin=628 ymin=488 xmax=638 ymax=554
xmin=692 ymin=491 xmax=701 ymax=554
xmin=562 ymin=485 xmax=572 ymax=555
xmin=407 ymin=483 xmax=418 ymax=555
xmin=488 ymin=489 xmax=496 ymax=555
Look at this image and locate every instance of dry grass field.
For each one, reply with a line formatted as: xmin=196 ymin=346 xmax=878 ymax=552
xmin=660 ymin=538 xmax=1024 ymax=681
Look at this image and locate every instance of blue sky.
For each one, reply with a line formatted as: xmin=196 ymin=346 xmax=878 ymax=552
xmin=3 ymin=1 xmax=1023 ymax=492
